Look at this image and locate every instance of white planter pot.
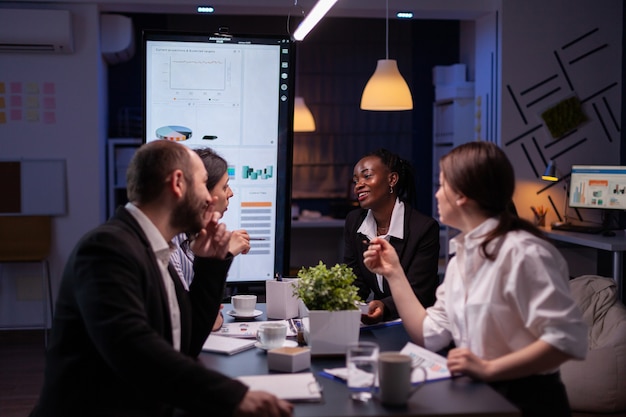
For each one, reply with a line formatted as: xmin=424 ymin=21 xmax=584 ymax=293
xmin=304 ymin=309 xmax=361 ymax=355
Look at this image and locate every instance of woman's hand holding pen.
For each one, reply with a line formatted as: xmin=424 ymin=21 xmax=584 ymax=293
xmin=229 ymin=229 xmax=251 ymax=256
xmin=362 ymin=237 xmax=403 ymax=281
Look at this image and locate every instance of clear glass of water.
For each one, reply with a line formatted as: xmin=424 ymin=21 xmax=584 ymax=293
xmin=346 ymin=341 xmax=379 ymax=401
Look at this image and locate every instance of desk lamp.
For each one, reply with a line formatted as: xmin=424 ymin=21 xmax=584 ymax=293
xmin=542 ymin=160 xmax=569 ymax=227
xmin=541 ymin=160 xmax=558 ymax=182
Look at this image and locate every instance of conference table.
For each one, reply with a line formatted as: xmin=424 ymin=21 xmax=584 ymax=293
xmin=198 ymin=304 xmax=520 ymax=417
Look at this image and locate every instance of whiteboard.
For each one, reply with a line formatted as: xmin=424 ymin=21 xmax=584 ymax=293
xmin=0 ymin=159 xmax=66 ymax=215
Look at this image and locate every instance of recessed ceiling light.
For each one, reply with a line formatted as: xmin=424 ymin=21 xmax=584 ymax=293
xmin=197 ymin=6 xmax=215 ymax=13
xmin=396 ymin=12 xmax=413 ymax=19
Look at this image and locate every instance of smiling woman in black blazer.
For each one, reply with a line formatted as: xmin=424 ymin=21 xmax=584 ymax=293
xmin=344 ymin=148 xmax=440 ymax=324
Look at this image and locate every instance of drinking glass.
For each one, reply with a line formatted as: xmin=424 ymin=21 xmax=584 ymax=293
xmin=346 ymin=341 xmax=379 ymax=401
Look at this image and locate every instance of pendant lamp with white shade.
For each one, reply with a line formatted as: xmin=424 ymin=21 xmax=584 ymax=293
xmin=293 ymin=96 xmax=316 ymax=132
xmin=360 ymin=0 xmax=413 ymax=111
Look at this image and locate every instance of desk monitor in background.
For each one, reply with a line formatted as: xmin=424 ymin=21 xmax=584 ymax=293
xmin=568 ymin=165 xmax=626 ymax=230
xmin=142 ymin=30 xmax=295 ymax=283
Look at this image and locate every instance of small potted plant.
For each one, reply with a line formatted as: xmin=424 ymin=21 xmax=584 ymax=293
xmin=294 ymin=261 xmax=362 ymax=355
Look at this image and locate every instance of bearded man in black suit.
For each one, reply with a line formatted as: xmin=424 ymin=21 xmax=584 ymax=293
xmin=31 ymin=140 xmax=293 ymax=417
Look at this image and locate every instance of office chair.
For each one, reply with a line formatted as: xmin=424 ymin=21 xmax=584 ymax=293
xmin=561 ymin=275 xmax=626 ymax=414
xmin=0 ymin=216 xmax=53 ymax=346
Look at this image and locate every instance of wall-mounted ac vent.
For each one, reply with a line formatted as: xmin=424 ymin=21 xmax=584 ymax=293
xmin=0 ymin=9 xmax=74 ymax=54
xmin=101 ymin=14 xmax=135 ymax=65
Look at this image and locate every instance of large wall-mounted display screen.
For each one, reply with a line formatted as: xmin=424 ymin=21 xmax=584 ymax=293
xmin=143 ymin=30 xmax=294 ymax=282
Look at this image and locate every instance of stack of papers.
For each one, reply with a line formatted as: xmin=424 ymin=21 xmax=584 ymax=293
xmin=400 ymin=342 xmax=452 ymax=382
xmin=236 ymin=372 xmax=322 ymax=402
xmin=202 ymin=334 xmax=256 ymax=355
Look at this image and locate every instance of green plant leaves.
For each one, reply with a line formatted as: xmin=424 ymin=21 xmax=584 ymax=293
xmin=293 ymin=261 xmax=362 ymax=311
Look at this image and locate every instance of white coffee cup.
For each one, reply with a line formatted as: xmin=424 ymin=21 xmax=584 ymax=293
xmin=256 ymin=322 xmax=287 ymax=349
xmin=231 ymin=294 xmax=257 ymax=316
xmin=377 ymin=352 xmax=426 ymax=407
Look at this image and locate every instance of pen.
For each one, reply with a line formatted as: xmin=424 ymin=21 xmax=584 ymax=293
xmin=250 ymin=237 xmax=267 ymax=241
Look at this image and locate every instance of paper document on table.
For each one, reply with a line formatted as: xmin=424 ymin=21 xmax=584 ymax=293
xmin=236 ymin=372 xmax=322 ymax=402
xmin=400 ymin=342 xmax=451 ymax=382
xmin=322 ymin=342 xmax=451 ymax=385
xmin=201 ymin=334 xmax=256 ymax=355
xmin=214 ymin=320 xmax=297 ymax=338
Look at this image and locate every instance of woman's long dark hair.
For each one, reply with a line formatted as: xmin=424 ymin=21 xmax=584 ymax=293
xmin=439 ymin=141 xmax=546 ymax=260
xmin=194 ymin=147 xmax=228 ymax=190
xmin=366 ymin=148 xmax=418 ymax=206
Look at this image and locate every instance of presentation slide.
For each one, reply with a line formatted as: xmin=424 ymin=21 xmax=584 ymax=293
xmin=144 ymin=32 xmax=293 ymax=282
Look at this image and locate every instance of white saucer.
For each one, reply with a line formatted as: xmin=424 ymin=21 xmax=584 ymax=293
xmin=254 ymin=340 xmax=299 ymax=351
xmin=226 ymin=309 xmax=262 ymax=319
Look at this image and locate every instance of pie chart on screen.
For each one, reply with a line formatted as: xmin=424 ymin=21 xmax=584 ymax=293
xmin=156 ymin=125 xmax=192 ymax=141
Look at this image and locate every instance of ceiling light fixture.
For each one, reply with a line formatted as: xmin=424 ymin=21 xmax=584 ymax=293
xmin=396 ymin=12 xmax=413 ymax=19
xmin=196 ymin=6 xmax=214 ymax=13
xmin=360 ymin=0 xmax=413 ymax=111
xmin=293 ymin=0 xmax=338 ymax=41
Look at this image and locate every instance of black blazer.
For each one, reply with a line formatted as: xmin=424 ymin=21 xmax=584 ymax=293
xmin=343 ymin=204 xmax=440 ymax=320
xmin=31 ymin=207 xmax=247 ymax=417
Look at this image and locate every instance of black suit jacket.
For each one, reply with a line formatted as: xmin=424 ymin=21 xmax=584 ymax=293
xmin=343 ymin=205 xmax=440 ymax=320
xmin=31 ymin=207 xmax=247 ymax=417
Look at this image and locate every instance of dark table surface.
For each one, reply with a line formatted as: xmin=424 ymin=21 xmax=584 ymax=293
xmin=199 ymin=304 xmax=520 ymax=417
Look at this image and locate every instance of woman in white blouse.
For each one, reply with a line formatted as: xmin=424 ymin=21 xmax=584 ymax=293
xmin=363 ymin=141 xmax=586 ymax=417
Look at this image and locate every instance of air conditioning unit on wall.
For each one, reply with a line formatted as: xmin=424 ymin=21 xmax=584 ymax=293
xmin=101 ymin=14 xmax=135 ymax=65
xmin=0 ymin=9 xmax=74 ymax=53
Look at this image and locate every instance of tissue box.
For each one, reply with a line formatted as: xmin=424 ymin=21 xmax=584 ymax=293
xmin=267 ymin=346 xmax=311 ymax=373
xmin=266 ymin=279 xmax=300 ymax=319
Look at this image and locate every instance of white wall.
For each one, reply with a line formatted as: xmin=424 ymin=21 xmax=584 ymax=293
xmin=0 ymin=3 xmax=107 ymax=327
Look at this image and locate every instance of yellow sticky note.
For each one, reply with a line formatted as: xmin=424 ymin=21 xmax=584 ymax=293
xmin=26 ymin=109 xmax=39 ymax=122
xmin=25 ymin=82 xmax=39 ymax=94
xmin=25 ymin=95 xmax=39 ymax=109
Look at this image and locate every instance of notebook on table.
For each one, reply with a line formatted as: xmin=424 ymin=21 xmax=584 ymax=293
xmin=202 ymin=334 xmax=256 ymax=355
xmin=236 ymin=372 xmax=322 ymax=402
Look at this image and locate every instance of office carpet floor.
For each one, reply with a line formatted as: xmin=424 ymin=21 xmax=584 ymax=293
xmin=1 ymin=329 xmax=623 ymax=417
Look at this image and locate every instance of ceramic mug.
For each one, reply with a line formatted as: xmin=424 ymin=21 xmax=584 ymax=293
xmin=256 ymin=322 xmax=287 ymax=349
xmin=231 ymin=294 xmax=257 ymax=316
xmin=377 ymin=352 xmax=427 ymax=407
